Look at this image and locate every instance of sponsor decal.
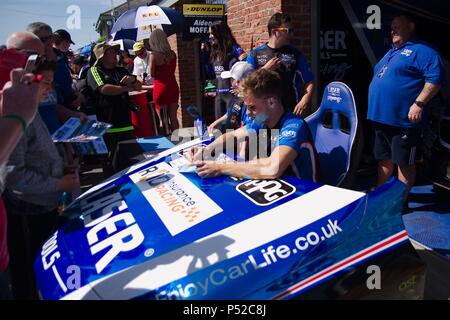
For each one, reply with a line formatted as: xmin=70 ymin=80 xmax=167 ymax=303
xmin=328 ymin=86 xmax=341 ymax=94
xmin=327 ymin=95 xmax=342 ymax=103
xmin=79 ymin=189 xmax=145 ymax=274
xmin=401 ymin=49 xmax=412 ymax=57
xmin=101 ymin=185 xmax=364 ymax=300
xmin=281 ymin=130 xmax=297 ymax=139
xmin=87 ymin=209 xmax=145 ymax=274
xmin=155 ymin=218 xmax=344 ymax=300
xmin=183 ymin=4 xmax=224 ymax=16
xmin=327 ymin=86 xmax=342 ymax=103
xmin=279 ymin=53 xmax=296 ymax=71
xmin=141 ymin=12 xmax=160 ymax=19
xmin=130 ymin=162 xmax=223 ymax=235
xmin=214 ymin=65 xmax=224 ymax=73
xmin=256 ymin=56 xmax=269 ymax=66
xmin=40 ymin=231 xmax=68 ymax=292
xmin=236 ymin=179 xmax=296 ymax=206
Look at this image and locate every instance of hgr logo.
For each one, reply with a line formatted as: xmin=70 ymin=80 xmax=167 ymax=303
xmin=328 ymin=87 xmax=341 ymax=94
xmin=236 ymin=180 xmax=296 ymax=206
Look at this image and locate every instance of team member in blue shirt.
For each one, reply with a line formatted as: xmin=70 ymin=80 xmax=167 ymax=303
xmin=191 ymin=68 xmax=318 ymax=182
xmin=208 ymin=21 xmax=247 ymax=120
xmin=247 ymin=12 xmax=315 ymax=117
xmin=207 ymin=61 xmax=255 ymax=133
xmin=368 ymin=14 xmax=446 ymax=205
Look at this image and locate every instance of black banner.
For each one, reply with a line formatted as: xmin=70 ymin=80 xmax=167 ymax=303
xmin=182 ymin=4 xmax=224 ymax=41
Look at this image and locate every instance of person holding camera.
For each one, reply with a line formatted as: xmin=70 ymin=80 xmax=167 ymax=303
xmin=0 ymin=66 xmax=41 ymax=300
xmin=87 ymin=42 xmax=141 ymax=176
xmin=4 ymin=57 xmax=81 ymax=300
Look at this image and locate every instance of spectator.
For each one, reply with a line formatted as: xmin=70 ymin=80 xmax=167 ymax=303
xmin=87 ymin=42 xmax=141 ymax=175
xmin=71 ymin=55 xmax=86 ymax=79
xmin=208 ymin=61 xmax=255 ymax=133
xmin=149 ymin=29 xmax=180 ymax=133
xmin=4 ymin=58 xmax=80 ymax=299
xmin=27 ymin=23 xmax=83 ymax=113
xmin=132 ymin=41 xmax=153 ymax=90
xmin=247 ymin=12 xmax=315 ymax=117
xmin=367 ymin=14 xmax=446 ymax=208
xmin=0 ymin=68 xmax=41 ymax=300
xmin=191 ymin=68 xmax=318 ymax=182
xmin=208 ymin=21 xmax=247 ymax=120
xmin=7 ymin=32 xmax=85 ymax=135
xmin=53 ymin=29 xmax=74 ymax=54
xmin=122 ymin=50 xmax=134 ymax=73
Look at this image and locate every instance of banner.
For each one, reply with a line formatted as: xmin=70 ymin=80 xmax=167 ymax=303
xmin=182 ymin=4 xmax=224 ymax=41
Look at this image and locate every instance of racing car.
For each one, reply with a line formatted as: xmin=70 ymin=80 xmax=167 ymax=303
xmin=34 ymin=136 xmax=425 ymax=300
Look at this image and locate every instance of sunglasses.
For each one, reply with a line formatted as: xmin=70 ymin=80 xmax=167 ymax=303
xmin=39 ymin=35 xmax=53 ymax=43
xmin=272 ymin=27 xmax=294 ymax=34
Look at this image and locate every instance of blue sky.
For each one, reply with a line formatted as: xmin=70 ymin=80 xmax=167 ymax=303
xmin=0 ymin=0 xmax=125 ymax=50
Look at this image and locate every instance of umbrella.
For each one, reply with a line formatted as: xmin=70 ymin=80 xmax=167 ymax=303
xmin=111 ymin=5 xmax=183 ymax=41
xmin=79 ymin=43 xmax=93 ymax=56
xmin=107 ymin=39 xmax=135 ymax=52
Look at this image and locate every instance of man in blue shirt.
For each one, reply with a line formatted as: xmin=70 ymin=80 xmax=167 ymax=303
xmin=247 ymin=12 xmax=315 ymax=117
xmin=367 ymin=14 xmax=446 ymax=205
xmin=191 ymin=68 xmax=318 ymax=182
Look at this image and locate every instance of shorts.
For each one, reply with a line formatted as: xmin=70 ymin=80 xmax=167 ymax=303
xmin=373 ymin=122 xmax=422 ymax=166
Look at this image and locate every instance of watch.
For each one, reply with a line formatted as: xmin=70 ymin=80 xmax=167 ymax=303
xmin=414 ymin=100 xmax=425 ymax=108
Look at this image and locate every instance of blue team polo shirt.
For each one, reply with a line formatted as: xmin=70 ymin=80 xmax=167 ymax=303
xmin=246 ymin=112 xmax=318 ymax=181
xmin=368 ymin=40 xmax=446 ymax=128
xmin=38 ymin=88 xmax=64 ymax=134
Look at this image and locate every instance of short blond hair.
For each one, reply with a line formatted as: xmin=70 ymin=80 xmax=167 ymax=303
xmin=239 ymin=68 xmax=282 ymax=99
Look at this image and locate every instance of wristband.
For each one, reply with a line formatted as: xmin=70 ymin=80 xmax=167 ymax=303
xmin=1 ymin=114 xmax=28 ymax=132
xmin=414 ymin=100 xmax=425 ymax=108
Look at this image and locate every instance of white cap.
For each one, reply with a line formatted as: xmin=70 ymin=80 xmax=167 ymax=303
xmin=221 ymin=61 xmax=255 ymax=81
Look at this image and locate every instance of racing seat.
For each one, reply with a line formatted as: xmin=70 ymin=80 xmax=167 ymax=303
xmin=305 ymin=82 xmax=363 ymax=188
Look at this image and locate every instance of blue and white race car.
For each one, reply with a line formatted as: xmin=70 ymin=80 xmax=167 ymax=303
xmin=34 ymin=138 xmax=425 ymax=300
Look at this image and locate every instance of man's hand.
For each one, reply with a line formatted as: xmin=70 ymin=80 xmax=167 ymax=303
xmin=263 ymin=57 xmax=281 ymax=71
xmin=120 ymin=75 xmax=136 ymax=86
xmin=64 ymin=164 xmax=80 ymax=174
xmin=293 ymin=100 xmax=308 ymax=116
xmin=408 ymin=103 xmax=423 ymax=123
xmin=194 ymin=161 xmax=223 ymax=178
xmin=71 ymin=92 xmax=84 ymax=108
xmin=77 ymin=112 xmax=88 ymax=122
xmin=187 ymin=145 xmax=206 ymax=162
xmin=1 ymin=68 xmax=40 ymax=123
xmin=207 ymin=121 xmax=220 ymax=134
xmin=57 ymin=173 xmax=79 ymax=192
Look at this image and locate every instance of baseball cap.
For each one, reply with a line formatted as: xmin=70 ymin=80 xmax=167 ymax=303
xmin=54 ymin=29 xmax=75 ymax=45
xmin=93 ymin=42 xmax=120 ymax=65
xmin=133 ymin=42 xmax=145 ymax=53
xmin=221 ymin=62 xmax=255 ymax=81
